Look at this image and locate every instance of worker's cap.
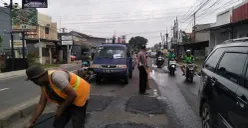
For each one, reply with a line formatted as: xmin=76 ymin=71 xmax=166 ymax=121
xmin=25 ymin=65 xmax=47 ymax=81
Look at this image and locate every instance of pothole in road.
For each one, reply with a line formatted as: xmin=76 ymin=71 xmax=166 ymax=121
xmin=87 ymin=95 xmax=114 ymax=112
xmin=104 ymin=123 xmax=155 ymax=128
xmin=125 ymin=96 xmax=164 ymax=114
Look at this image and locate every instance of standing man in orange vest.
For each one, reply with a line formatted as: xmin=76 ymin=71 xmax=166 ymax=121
xmin=25 ymin=65 xmax=90 ymax=128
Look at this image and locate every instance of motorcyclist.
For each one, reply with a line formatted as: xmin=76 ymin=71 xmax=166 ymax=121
xmin=180 ymin=50 xmax=196 ymax=75
xmin=167 ymin=49 xmax=176 ymax=68
xmin=81 ymin=53 xmax=90 ymax=67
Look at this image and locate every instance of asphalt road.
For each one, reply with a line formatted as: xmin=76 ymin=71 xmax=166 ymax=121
xmin=150 ymin=58 xmax=202 ymax=128
xmin=8 ymin=58 xmax=203 ymax=128
xmin=13 ymin=60 xmax=170 ymax=128
xmin=0 ymin=64 xmax=81 ymax=113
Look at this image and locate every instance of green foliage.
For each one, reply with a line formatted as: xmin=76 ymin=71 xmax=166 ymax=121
xmin=0 ymin=36 xmax=2 ymax=47
xmin=128 ymin=36 xmax=148 ymax=53
xmin=27 ymin=52 xmax=39 ymax=65
xmin=181 ymin=31 xmax=191 ymax=43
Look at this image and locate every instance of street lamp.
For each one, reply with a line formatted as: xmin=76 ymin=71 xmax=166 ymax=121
xmin=4 ymin=1 xmax=18 ymax=71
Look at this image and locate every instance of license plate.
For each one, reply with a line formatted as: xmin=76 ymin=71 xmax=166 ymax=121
xmin=170 ymin=61 xmax=176 ymax=64
xmin=104 ymin=70 xmax=111 ymax=73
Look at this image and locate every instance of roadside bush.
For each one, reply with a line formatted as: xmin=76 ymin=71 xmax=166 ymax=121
xmin=27 ymin=52 xmax=39 ymax=66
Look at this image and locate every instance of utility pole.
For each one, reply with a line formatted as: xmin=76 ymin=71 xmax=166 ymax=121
xmin=193 ymin=12 xmax=196 ymax=43
xmin=10 ymin=0 xmax=14 ymax=71
xmin=62 ymin=28 xmax=65 ymax=33
xmin=22 ymin=32 xmax=26 ymax=67
xmin=166 ymin=27 xmax=168 ymax=49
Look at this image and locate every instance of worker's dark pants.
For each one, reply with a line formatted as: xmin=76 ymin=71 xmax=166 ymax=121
xmin=138 ymin=66 xmax=147 ymax=94
xmin=53 ymin=100 xmax=88 ymax=128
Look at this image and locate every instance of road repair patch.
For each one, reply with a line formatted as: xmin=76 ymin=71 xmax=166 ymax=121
xmin=104 ymin=123 xmax=155 ymax=128
xmin=87 ymin=95 xmax=114 ymax=112
xmin=34 ymin=112 xmax=91 ymax=128
xmin=125 ymin=95 xmax=164 ymax=114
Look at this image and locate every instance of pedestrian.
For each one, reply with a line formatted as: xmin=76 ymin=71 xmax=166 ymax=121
xmin=25 ymin=65 xmax=90 ymax=128
xmin=146 ymin=67 xmax=151 ymax=90
xmin=137 ymin=45 xmax=149 ymax=95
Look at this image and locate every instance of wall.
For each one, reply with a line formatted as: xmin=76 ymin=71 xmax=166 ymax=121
xmin=72 ymin=46 xmax=82 ymax=60
xmin=0 ymin=7 xmax=23 ymax=52
xmin=215 ymin=9 xmax=232 ymax=26
xmin=0 ymin=7 xmax=11 ymax=49
xmin=26 ymin=12 xmax=57 ymax=41
xmin=209 ymin=29 xmax=230 ymax=50
xmin=195 ymin=31 xmax=210 ymax=43
xmin=236 ymin=24 xmax=248 ymax=37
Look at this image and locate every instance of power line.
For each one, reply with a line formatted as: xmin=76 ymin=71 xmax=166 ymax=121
xmin=61 ymin=15 xmax=185 ymax=25
xmin=197 ymin=0 xmax=241 ymax=20
xmin=54 ymin=6 xmax=196 ymax=19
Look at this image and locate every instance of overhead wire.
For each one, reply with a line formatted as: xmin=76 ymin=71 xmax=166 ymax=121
xmin=197 ymin=0 xmax=241 ymax=21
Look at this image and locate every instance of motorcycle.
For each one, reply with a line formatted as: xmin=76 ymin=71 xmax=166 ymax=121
xmin=78 ymin=61 xmax=95 ymax=82
xmin=185 ymin=63 xmax=195 ymax=82
xmin=156 ymin=56 xmax=164 ymax=68
xmin=168 ymin=59 xmax=176 ymax=75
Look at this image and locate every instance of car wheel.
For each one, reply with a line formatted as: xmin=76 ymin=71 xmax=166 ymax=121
xmin=96 ymin=75 xmax=101 ymax=84
xmin=129 ymin=70 xmax=133 ymax=79
xmin=124 ymin=71 xmax=129 ymax=85
xmin=201 ymin=103 xmax=212 ymax=128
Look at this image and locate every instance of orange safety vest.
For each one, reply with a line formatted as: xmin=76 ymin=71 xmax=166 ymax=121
xmin=42 ymin=70 xmax=90 ymax=107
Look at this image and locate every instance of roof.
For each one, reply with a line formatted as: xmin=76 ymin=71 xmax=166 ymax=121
xmin=214 ymin=38 xmax=248 ymax=49
xmin=69 ymin=31 xmax=90 ymax=38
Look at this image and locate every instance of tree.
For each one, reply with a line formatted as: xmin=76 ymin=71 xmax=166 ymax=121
xmin=0 ymin=36 xmax=2 ymax=50
xmin=128 ymin=36 xmax=148 ymax=53
xmin=0 ymin=36 xmax=2 ymax=46
xmin=153 ymin=43 xmax=160 ymax=51
xmin=181 ymin=31 xmax=191 ymax=43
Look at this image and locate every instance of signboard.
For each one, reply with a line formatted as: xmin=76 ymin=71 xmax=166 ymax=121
xmin=12 ymin=9 xmax=37 ymax=32
xmin=22 ymin=0 xmax=48 ymax=8
xmin=10 ymin=40 xmax=26 ymax=48
xmin=61 ymin=35 xmax=73 ymax=45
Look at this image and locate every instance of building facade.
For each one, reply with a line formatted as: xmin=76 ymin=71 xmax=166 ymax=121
xmin=26 ymin=12 xmax=58 ymax=64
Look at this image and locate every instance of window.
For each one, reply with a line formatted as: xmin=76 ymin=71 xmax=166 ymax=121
xmin=96 ymin=46 xmax=126 ymax=59
xmin=217 ymin=53 xmax=247 ymax=85
xmin=204 ymin=48 xmax=224 ymax=72
xmin=45 ymin=27 xmax=49 ymax=34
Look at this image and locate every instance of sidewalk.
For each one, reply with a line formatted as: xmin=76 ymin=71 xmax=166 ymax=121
xmin=0 ymin=61 xmax=81 ymax=80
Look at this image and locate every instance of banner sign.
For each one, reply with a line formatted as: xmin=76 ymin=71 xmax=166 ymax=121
xmin=61 ymin=35 xmax=73 ymax=45
xmin=12 ymin=9 xmax=38 ymax=32
xmin=22 ymin=0 xmax=48 ymax=8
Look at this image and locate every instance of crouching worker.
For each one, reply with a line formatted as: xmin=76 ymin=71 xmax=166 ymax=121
xmin=25 ymin=65 xmax=90 ymax=128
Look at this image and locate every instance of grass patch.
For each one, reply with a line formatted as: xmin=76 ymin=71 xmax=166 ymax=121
xmin=41 ymin=64 xmax=60 ymax=68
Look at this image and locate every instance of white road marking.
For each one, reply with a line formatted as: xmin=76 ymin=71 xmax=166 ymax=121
xmin=153 ymin=89 xmax=158 ymax=97
xmin=0 ymin=88 xmax=9 ymax=92
xmin=152 ymin=70 xmax=155 ymax=75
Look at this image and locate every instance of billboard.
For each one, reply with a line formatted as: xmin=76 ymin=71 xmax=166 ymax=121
xmin=12 ymin=9 xmax=38 ymax=32
xmin=10 ymin=40 xmax=26 ymax=48
xmin=61 ymin=35 xmax=73 ymax=45
xmin=22 ymin=0 xmax=48 ymax=8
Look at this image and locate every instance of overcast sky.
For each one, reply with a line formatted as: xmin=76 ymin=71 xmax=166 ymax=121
xmin=5 ymin=0 xmax=243 ymax=47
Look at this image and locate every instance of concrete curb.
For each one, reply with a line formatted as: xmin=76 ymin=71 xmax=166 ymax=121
xmin=0 ymin=63 xmax=80 ymax=80
xmin=0 ymin=95 xmax=53 ymax=128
